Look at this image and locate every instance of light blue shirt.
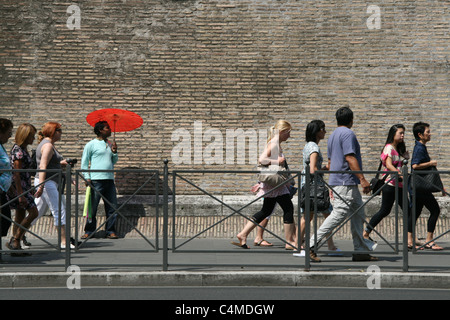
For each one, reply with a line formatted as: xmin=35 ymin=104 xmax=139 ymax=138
xmin=81 ymin=139 xmax=118 ymax=180
xmin=0 ymin=144 xmax=12 ymax=192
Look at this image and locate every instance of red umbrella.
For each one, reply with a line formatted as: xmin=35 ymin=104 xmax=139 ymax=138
xmin=86 ymin=108 xmax=143 ymax=141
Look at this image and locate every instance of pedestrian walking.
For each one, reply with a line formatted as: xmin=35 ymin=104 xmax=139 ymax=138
xmin=0 ymin=119 xmax=13 ymax=240
xmin=232 ymin=120 xmax=296 ymax=250
xmin=299 ymin=120 xmax=339 ymax=254
xmin=34 ymin=122 xmax=73 ymax=249
xmin=6 ymin=123 xmax=39 ymax=253
xmin=80 ymin=121 xmax=119 ymax=239
xmin=363 ymin=124 xmax=410 ymax=242
xmin=408 ymin=121 xmax=444 ymax=250
xmin=309 ymin=107 xmax=377 ymax=262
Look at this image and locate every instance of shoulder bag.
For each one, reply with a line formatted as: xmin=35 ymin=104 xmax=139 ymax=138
xmin=370 ymin=161 xmax=387 ymax=195
xmin=412 ymin=166 xmax=443 ymax=193
xmin=300 ymin=175 xmax=330 ymax=212
xmin=257 ymin=160 xmax=294 ymax=188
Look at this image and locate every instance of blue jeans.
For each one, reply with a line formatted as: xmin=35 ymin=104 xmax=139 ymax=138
xmin=84 ymin=180 xmax=118 ymax=235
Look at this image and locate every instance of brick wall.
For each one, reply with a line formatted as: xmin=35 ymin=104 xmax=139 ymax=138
xmin=1 ymin=0 xmax=449 ymax=195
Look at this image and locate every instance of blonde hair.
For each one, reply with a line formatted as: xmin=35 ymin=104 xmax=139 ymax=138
xmin=15 ymin=123 xmax=36 ymax=147
xmin=267 ymin=120 xmax=292 ymax=143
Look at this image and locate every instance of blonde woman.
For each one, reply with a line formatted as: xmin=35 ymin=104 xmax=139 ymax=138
xmin=232 ymin=120 xmax=296 ymax=250
xmin=6 ymin=123 xmax=39 ymax=253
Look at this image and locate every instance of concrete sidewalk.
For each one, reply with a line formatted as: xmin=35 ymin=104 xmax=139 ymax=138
xmin=1 ymin=237 xmax=449 ymax=289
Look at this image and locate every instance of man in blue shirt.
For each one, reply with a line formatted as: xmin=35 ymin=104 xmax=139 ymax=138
xmin=81 ymin=121 xmax=119 ymax=239
xmin=309 ymin=107 xmax=377 ymax=262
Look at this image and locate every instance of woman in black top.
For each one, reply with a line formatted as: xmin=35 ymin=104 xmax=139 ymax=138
xmin=409 ymin=122 xmax=444 ymax=250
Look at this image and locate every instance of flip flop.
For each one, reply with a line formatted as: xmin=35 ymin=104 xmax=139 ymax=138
xmin=424 ymin=243 xmax=443 ymax=250
xmin=408 ymin=244 xmax=424 ymax=250
xmin=231 ymin=241 xmax=250 ymax=249
xmin=254 ymin=239 xmax=273 ymax=247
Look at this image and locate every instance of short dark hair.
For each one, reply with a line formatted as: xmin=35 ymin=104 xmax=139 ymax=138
xmin=305 ymin=120 xmax=325 ymax=142
xmin=412 ymin=121 xmax=430 ymax=141
xmin=94 ymin=121 xmax=110 ymax=136
xmin=0 ymin=118 xmax=13 ymax=134
xmin=335 ymin=107 xmax=353 ymax=126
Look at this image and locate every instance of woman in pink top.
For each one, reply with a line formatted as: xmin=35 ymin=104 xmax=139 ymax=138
xmin=363 ymin=124 xmax=409 ymax=240
xmin=232 ymin=120 xmax=296 ymax=250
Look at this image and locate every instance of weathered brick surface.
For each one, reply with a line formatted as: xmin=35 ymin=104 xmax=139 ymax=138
xmin=1 ymin=0 xmax=449 ymax=195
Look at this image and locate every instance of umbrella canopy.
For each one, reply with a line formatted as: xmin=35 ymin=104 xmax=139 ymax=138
xmin=86 ymin=108 xmax=143 ymax=139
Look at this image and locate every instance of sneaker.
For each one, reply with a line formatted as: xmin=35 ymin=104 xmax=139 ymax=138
xmin=21 ymin=235 xmax=31 ymax=249
xmin=61 ymin=243 xmax=75 ymax=249
xmin=327 ymin=248 xmax=343 ymax=256
xmin=368 ymin=240 xmax=378 ymax=251
xmin=293 ymin=251 xmax=305 ymax=257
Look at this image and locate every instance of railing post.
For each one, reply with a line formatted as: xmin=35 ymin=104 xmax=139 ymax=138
xmin=304 ymin=160 xmax=311 ymax=271
xmin=162 ymin=159 xmax=169 ymax=271
xmin=402 ymin=160 xmax=409 ymax=272
xmin=65 ymin=164 xmax=72 ymax=269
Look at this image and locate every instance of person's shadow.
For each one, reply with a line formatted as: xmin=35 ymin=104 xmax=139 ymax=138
xmin=114 ymin=167 xmax=170 ymax=238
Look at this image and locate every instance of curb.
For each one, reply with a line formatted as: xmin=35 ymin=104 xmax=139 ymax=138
xmin=1 ymin=271 xmax=449 ymax=289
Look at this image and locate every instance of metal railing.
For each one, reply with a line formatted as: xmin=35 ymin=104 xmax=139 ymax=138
xmin=305 ymin=165 xmax=406 ymax=271
xmin=169 ymin=167 xmax=302 ymax=270
xmin=0 ymin=161 xmax=449 ymax=272
xmin=72 ymin=168 xmax=161 ymax=269
xmin=0 ymin=168 xmax=67 ymax=267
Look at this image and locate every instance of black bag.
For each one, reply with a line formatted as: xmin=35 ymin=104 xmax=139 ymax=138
xmin=30 ymin=149 xmax=37 ymax=177
xmin=370 ymin=161 xmax=387 ymax=195
xmin=412 ymin=166 xmax=443 ymax=193
xmin=300 ymin=177 xmax=330 ymax=212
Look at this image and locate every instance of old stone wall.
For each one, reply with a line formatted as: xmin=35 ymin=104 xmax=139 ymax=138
xmin=1 ymin=0 xmax=449 ymax=195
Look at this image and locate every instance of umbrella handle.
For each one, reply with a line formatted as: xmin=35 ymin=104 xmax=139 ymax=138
xmin=113 ymin=118 xmax=117 ymax=143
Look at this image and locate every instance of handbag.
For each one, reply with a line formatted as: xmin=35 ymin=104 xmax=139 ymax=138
xmin=257 ymin=160 xmax=294 ymax=188
xmin=257 ymin=164 xmax=291 ymax=188
xmin=300 ymin=176 xmax=330 ymax=212
xmin=412 ymin=166 xmax=443 ymax=193
xmin=370 ymin=161 xmax=387 ymax=195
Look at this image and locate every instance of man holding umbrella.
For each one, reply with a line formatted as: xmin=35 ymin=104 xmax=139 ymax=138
xmin=81 ymin=121 xmax=119 ymax=239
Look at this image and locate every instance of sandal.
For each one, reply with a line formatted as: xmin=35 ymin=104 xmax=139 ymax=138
xmin=253 ymin=239 xmax=273 ymax=247
xmin=6 ymin=237 xmax=31 ymax=256
xmin=231 ymin=241 xmax=250 ymax=249
xmin=408 ymin=244 xmax=424 ymax=250
xmin=424 ymin=243 xmax=443 ymax=251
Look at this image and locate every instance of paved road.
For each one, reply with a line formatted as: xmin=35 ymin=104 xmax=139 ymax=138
xmin=1 ymin=238 xmax=449 ymax=290
xmin=1 ymin=286 xmax=449 ymax=300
